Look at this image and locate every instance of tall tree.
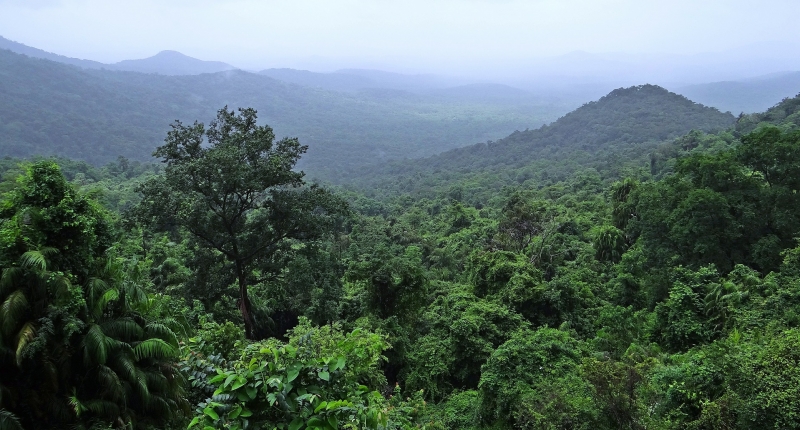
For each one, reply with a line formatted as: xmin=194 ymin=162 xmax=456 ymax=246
xmin=135 ymin=107 xmax=347 ymax=339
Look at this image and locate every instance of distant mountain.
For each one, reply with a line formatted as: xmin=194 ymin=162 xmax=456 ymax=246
xmin=112 ymin=50 xmax=236 ymax=75
xmin=674 ymin=72 xmax=800 ymax=114
xmin=1 ymin=36 xmax=236 ymax=76
xmin=0 ymin=48 xmax=562 ymax=182
xmin=735 ymin=90 xmax=800 ymax=134
xmin=349 ymin=85 xmax=736 ymax=195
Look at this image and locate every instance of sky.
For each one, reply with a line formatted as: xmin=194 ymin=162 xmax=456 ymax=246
xmin=0 ymin=0 xmax=799 ymax=81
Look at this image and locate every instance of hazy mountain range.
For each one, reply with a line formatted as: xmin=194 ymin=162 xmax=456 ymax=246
xmin=3 ymin=35 xmax=800 ymax=113
xmin=0 ymin=46 xmax=561 ymax=182
xmin=1 ymin=34 xmax=799 ymax=185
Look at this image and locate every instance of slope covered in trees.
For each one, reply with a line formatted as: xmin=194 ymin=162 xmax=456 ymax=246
xmin=347 ymin=84 xmax=736 ymax=200
xmin=3 ymin=52 xmax=800 ymax=429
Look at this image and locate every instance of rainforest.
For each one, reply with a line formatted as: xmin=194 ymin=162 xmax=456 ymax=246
xmin=2 ymin=7 xmax=800 ymax=429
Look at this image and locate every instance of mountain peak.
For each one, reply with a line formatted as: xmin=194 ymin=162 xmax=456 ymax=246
xmin=152 ymin=50 xmax=190 ymax=58
xmin=113 ymin=50 xmax=236 ymax=75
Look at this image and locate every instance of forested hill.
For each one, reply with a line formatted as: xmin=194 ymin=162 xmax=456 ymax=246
xmin=349 ymin=85 xmax=736 ymax=197
xmin=404 ymin=84 xmax=733 ymax=170
xmin=0 ymin=48 xmax=562 ymax=181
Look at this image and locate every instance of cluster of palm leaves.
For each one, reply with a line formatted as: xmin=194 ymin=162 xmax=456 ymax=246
xmin=0 ymin=249 xmax=188 ymax=429
xmin=0 ymin=162 xmax=187 ymax=430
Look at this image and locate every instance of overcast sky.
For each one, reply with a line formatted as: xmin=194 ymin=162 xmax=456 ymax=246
xmin=1 ymin=0 xmax=798 ymax=78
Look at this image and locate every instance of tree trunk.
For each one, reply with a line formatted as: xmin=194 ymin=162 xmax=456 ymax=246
xmin=236 ymin=262 xmax=256 ymax=339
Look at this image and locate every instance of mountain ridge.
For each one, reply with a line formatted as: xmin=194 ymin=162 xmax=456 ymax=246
xmin=0 ymin=35 xmax=236 ymax=75
xmin=0 ymin=48 xmax=560 ymax=181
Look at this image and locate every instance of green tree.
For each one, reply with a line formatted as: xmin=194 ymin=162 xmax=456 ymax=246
xmin=478 ymin=327 xmax=595 ymax=429
xmin=135 ymin=107 xmax=347 ymax=339
xmin=0 ymin=162 xmax=186 ymax=429
xmin=184 ymin=320 xmax=432 ymax=430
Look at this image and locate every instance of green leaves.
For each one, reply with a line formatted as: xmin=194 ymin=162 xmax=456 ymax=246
xmin=133 ymin=338 xmax=176 ymax=361
xmin=185 ymin=323 xmax=423 ymax=429
xmin=1 ymin=290 xmax=28 ymax=339
xmin=136 ymin=107 xmax=347 ymax=339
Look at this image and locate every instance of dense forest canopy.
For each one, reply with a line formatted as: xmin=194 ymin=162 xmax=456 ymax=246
xmin=1 ymin=36 xmax=800 ymax=429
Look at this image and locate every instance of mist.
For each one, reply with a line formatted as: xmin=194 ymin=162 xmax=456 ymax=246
xmin=1 ymin=0 xmax=798 ymax=87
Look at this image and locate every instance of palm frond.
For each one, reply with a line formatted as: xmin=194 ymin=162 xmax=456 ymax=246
xmin=83 ymin=324 xmax=110 ymax=366
xmin=100 ymin=318 xmax=143 ymax=341
xmin=0 ymin=409 xmax=23 ymax=430
xmin=86 ymin=278 xmax=110 ymax=308
xmin=133 ymin=338 xmax=175 ymax=361
xmin=0 ymin=268 xmax=22 ymax=300
xmin=20 ymin=250 xmax=47 ymax=272
xmin=96 ymin=364 xmax=126 ymax=403
xmin=84 ymin=399 xmax=120 ymax=421
xmin=42 ymin=358 xmax=59 ymax=393
xmin=1 ymin=290 xmax=28 ymax=339
xmin=156 ymin=316 xmax=191 ymax=339
xmin=120 ymin=283 xmax=147 ymax=310
xmin=144 ymin=322 xmax=179 ymax=348
xmin=144 ymin=394 xmax=172 ymax=418
xmin=48 ymin=273 xmax=72 ymax=305
xmin=92 ymin=288 xmax=119 ymax=320
xmin=68 ymin=391 xmax=88 ymax=417
xmin=110 ymin=354 xmax=137 ymax=385
xmin=142 ymin=369 xmax=168 ymax=393
xmin=133 ymin=368 xmax=150 ymax=402
xmin=14 ymin=322 xmax=36 ymax=367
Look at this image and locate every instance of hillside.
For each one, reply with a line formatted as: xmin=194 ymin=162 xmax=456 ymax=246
xmin=0 ymin=35 xmax=108 ymax=69
xmin=0 ymin=48 xmax=564 ymax=181
xmin=347 ymin=85 xmax=736 ymax=198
